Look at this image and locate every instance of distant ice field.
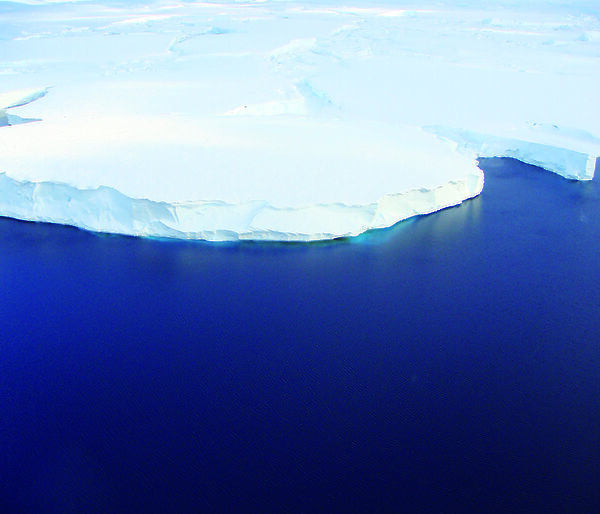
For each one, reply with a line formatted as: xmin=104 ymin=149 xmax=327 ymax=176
xmin=1 ymin=0 xmax=598 ymax=240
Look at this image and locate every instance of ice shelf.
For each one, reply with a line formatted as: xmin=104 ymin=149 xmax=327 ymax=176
xmin=1 ymin=0 xmax=598 ymax=241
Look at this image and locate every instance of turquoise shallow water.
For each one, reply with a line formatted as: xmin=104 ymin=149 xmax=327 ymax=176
xmin=0 ymin=158 xmax=599 ymax=512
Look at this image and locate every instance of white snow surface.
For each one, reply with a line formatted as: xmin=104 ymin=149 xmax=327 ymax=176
xmin=0 ymin=0 xmax=598 ymax=241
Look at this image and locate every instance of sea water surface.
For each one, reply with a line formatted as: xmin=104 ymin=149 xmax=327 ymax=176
xmin=1 ymin=158 xmax=599 ymax=512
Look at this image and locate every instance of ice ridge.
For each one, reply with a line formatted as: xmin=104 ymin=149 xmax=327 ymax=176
xmin=0 ymin=87 xmax=49 ymax=127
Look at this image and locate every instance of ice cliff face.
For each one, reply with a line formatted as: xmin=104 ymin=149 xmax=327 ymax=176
xmin=0 ymin=168 xmax=484 ymax=241
xmin=0 ymin=0 xmax=598 ymax=241
xmin=0 ymin=115 xmax=484 ymax=240
xmin=425 ymin=125 xmax=599 ymax=181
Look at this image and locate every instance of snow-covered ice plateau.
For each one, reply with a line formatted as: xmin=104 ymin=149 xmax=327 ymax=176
xmin=0 ymin=0 xmax=598 ymax=241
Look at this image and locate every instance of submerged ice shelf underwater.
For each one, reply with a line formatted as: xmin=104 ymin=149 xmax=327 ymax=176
xmin=0 ymin=0 xmax=598 ymax=242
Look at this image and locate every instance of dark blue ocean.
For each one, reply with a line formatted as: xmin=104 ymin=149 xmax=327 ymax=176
xmin=1 ymin=158 xmax=599 ymax=513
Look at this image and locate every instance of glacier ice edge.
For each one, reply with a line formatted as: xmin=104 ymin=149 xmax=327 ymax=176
xmin=425 ymin=126 xmax=598 ymax=181
xmin=0 ymin=170 xmax=484 ymax=242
